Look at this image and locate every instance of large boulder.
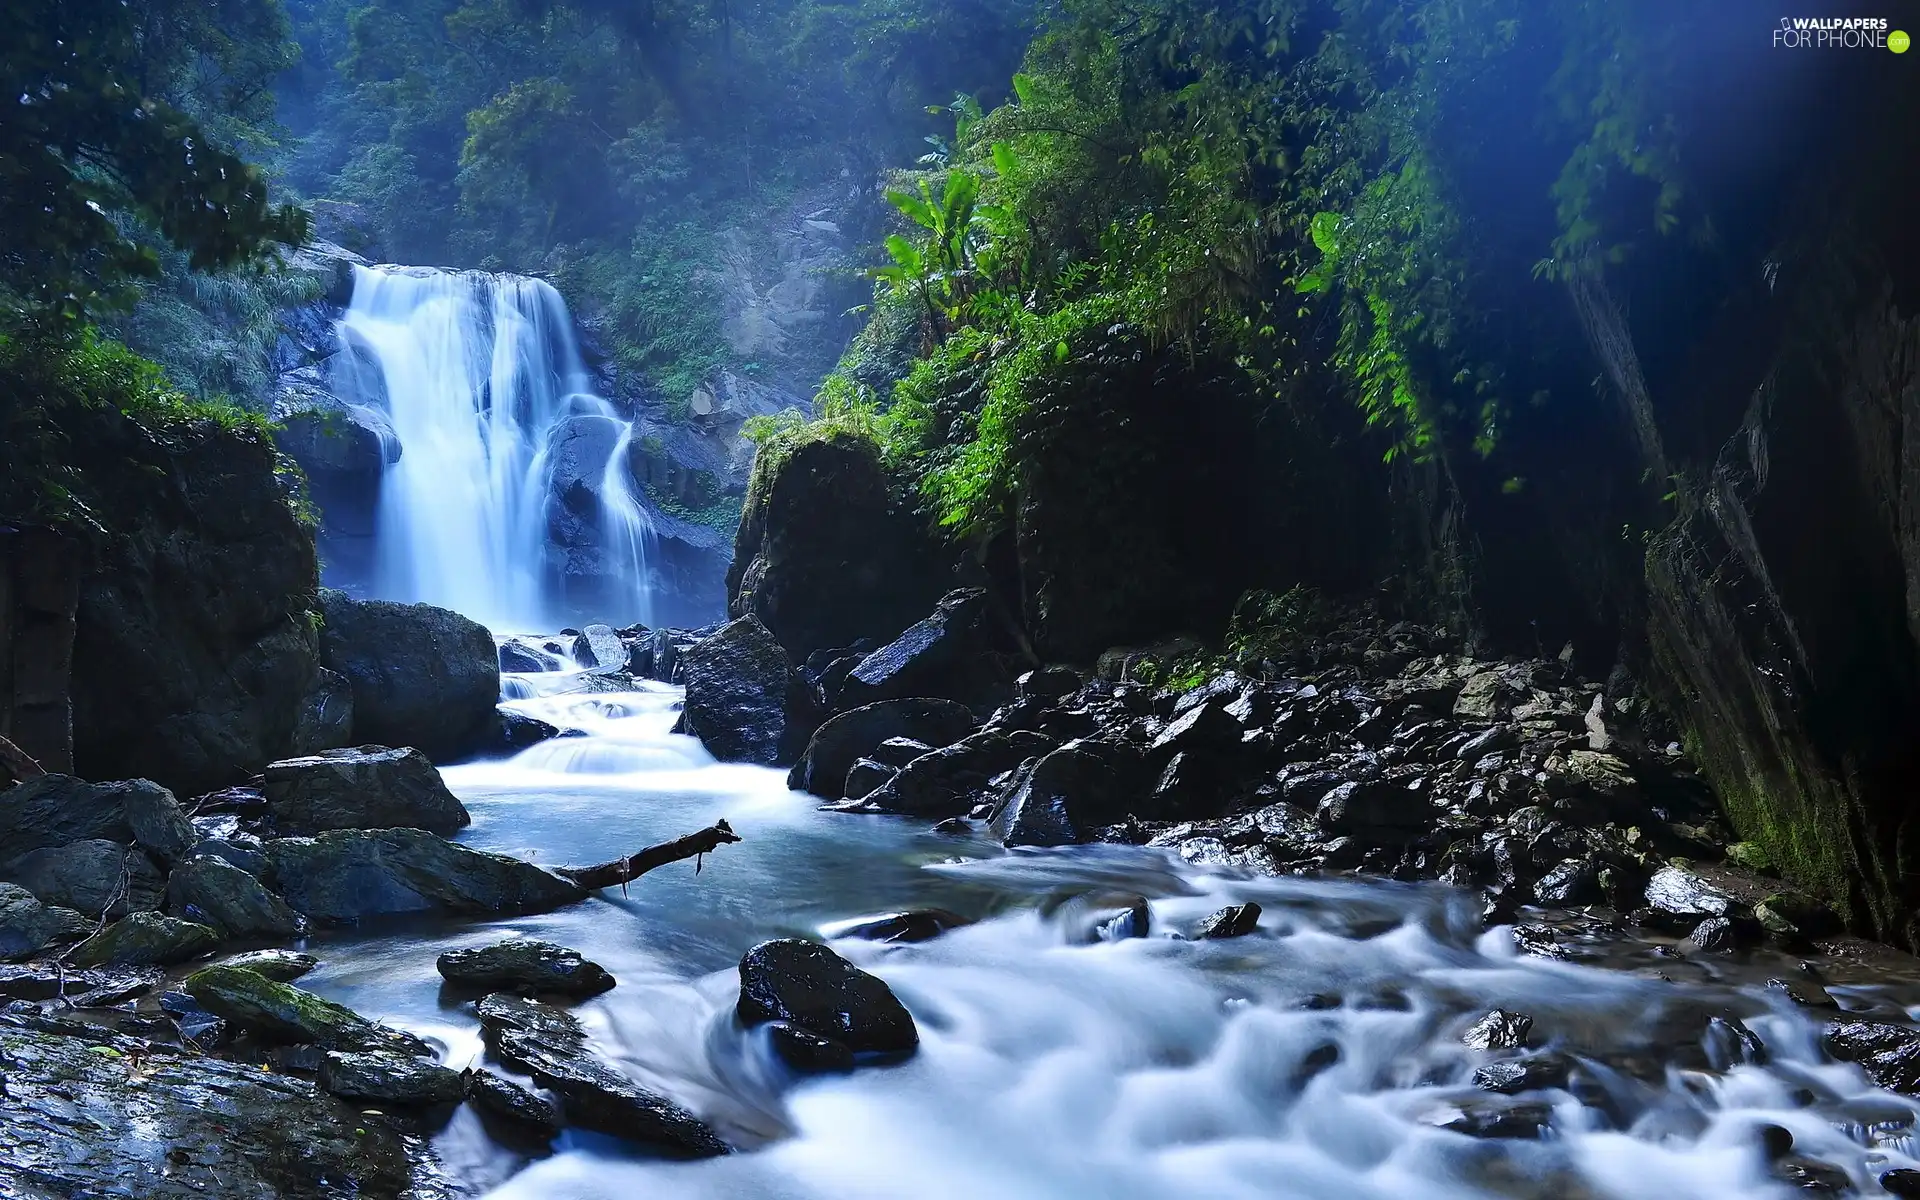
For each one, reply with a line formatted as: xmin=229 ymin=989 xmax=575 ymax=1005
xmin=864 ymin=729 xmax=1055 ymax=817
xmin=69 ymin=412 xmax=328 ymax=796
xmin=0 ymin=882 xmax=87 ymax=960
xmin=477 ymin=992 xmax=727 ymax=1156
xmin=786 ymin=697 xmax=979 ymax=797
xmin=184 ymin=963 xmax=431 ymax=1056
xmin=678 ymin=615 xmax=816 ymax=765
xmin=267 ymin=827 xmax=585 ymax=923
xmin=69 ymin=912 xmax=220 ymax=968
xmin=316 ymin=589 xmax=499 ymax=761
xmin=2 ymin=839 xmax=165 ymax=916
xmin=0 ymin=1018 xmax=429 ymax=1199
xmin=836 ymin=588 xmax=1007 ymax=712
xmin=262 ymin=745 xmax=470 ymax=835
xmin=166 ymin=855 xmax=303 ymax=938
xmin=437 ymin=938 xmax=615 ymax=998
xmin=736 ymin=939 xmax=918 ymax=1059
xmin=728 ymin=432 xmax=951 ymax=662
xmin=991 ymin=740 xmax=1149 ymax=848
xmin=318 ymin=1050 xmax=465 ymax=1106
xmin=0 ymin=775 xmax=197 ymax=865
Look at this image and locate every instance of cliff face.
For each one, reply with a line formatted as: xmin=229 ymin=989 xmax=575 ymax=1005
xmin=69 ymin=408 xmax=331 ymax=796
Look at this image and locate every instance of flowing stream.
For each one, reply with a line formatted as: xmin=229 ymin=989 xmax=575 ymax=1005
xmin=332 ymin=267 xmax=657 ymax=629
xmin=298 ymin=665 xmax=1920 ymax=1199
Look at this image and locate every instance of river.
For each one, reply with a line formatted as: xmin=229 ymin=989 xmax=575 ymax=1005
xmin=295 ymin=662 xmax=1920 ymax=1198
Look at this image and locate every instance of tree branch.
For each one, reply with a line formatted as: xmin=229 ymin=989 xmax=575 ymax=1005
xmin=0 ymin=734 xmax=46 ymax=784
xmin=556 ymin=819 xmax=741 ymax=892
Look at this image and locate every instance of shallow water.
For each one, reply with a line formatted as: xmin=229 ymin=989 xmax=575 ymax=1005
xmin=301 ymin=673 xmax=1920 ymax=1198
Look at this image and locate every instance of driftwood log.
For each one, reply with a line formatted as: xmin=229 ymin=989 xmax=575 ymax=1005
xmin=0 ymin=734 xmax=46 ymax=784
xmin=556 ymin=819 xmax=741 ymax=892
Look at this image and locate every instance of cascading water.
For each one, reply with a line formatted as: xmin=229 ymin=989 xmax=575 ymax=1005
xmin=331 ymin=265 xmax=657 ymax=630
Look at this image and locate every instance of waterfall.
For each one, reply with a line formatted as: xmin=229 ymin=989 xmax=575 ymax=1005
xmin=330 ymin=265 xmax=657 ymax=630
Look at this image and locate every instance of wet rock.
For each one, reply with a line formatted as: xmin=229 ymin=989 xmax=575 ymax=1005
xmin=466 ymin=1068 xmax=563 ymax=1138
xmin=838 ymin=910 xmax=972 ymax=943
xmin=166 ymin=855 xmax=302 ymax=938
xmin=1437 ymin=1098 xmax=1553 ymax=1139
xmin=1315 ymin=779 xmax=1429 ymax=839
xmin=1149 ymin=699 xmax=1242 ymax=761
xmin=837 ymin=588 xmax=1000 ymax=710
xmin=0 ymin=1018 xmax=427 ymax=1198
xmin=499 ymin=641 xmax=556 ymax=673
xmin=679 ymin=615 xmax=816 ymax=765
xmin=1473 ymin=1053 xmax=1572 ymax=1094
xmin=767 ymin=1021 xmax=857 ymax=1072
xmin=866 ymin=729 xmax=1054 ymax=817
xmin=221 ymin=948 xmax=320 ymax=982
xmin=317 ymin=589 xmax=501 ymax=760
xmin=477 ymin=992 xmax=727 ymax=1156
xmin=1462 ymin=1009 xmax=1534 ymax=1051
xmin=736 ymin=938 xmax=917 ymax=1057
xmin=1683 ymin=915 xmax=1739 ymax=953
xmin=186 ymin=964 xmax=432 ymax=1056
xmin=2 ymin=838 xmax=165 ymax=916
xmin=0 ymin=881 xmax=87 ymax=960
xmin=318 ymin=1049 xmax=465 ymax=1105
xmin=1824 ymin=1019 xmax=1920 ymax=1092
xmin=268 ymin=827 xmax=585 ymax=923
xmin=1772 ymin=1156 xmax=1852 ymax=1192
xmin=785 ymin=697 xmax=977 ymax=796
xmin=494 ymin=710 xmax=563 ymax=753
xmin=1017 ymin=666 xmax=1082 ymax=701
xmin=263 ymin=744 xmax=470 ymax=836
xmin=70 ymin=912 xmax=219 ymax=968
xmin=192 ymin=830 xmax=272 ymax=877
xmin=932 ymin=816 xmax=971 ymax=835
xmin=1454 ymin=670 xmax=1525 ymax=721
xmin=1644 ymin=865 xmax=1734 ymax=917
xmin=437 ymin=938 xmax=615 ymax=998
xmin=842 ymin=759 xmax=896 ymax=799
xmin=0 ymin=774 xmax=197 ymax=863
xmin=572 ymin=623 xmax=627 ymax=674
xmin=1881 ymin=1168 xmax=1920 ymax=1197
xmin=1097 ymin=898 xmax=1151 ymax=940
xmin=0 ymin=963 xmax=157 ymax=1004
xmin=1768 ymin=977 xmax=1840 ymax=1009
xmin=872 ymin=737 xmax=938 ymax=767
xmin=992 ymin=740 xmax=1147 ymax=848
xmin=1546 ymin=749 xmax=1641 ymax=806
xmin=1756 ymin=891 xmax=1839 ymax=941
xmin=1193 ymin=902 xmax=1262 ymax=939
xmin=1532 ymin=857 xmax=1601 ymax=906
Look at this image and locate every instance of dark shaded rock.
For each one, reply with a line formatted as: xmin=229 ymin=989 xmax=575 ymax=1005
xmin=1018 ymin=666 xmax=1082 ymax=701
xmin=318 ymin=1049 xmax=465 ymax=1105
xmin=1437 ymin=1099 xmax=1552 ymax=1139
xmin=1756 ymin=891 xmax=1840 ymax=941
xmin=0 ymin=881 xmax=87 ymax=960
xmin=499 ymin=641 xmax=555 ymax=673
xmin=1881 ymin=1168 xmax=1920 ymax=1197
xmin=1462 ymin=1009 xmax=1534 ymax=1051
xmin=0 ymin=1018 xmax=428 ymax=1198
xmin=679 ymin=615 xmax=815 ymax=765
xmin=1684 ymin=915 xmax=1739 ymax=953
xmin=1645 ymin=865 xmax=1734 ymax=917
xmin=1824 ymin=1019 xmax=1920 ymax=1092
xmin=477 ymin=992 xmax=727 ymax=1156
xmin=186 ymin=964 xmax=432 ymax=1056
xmin=767 ymin=1022 xmax=856 ymax=1072
xmin=991 ymin=740 xmax=1148 ymax=848
xmin=0 ymin=774 xmax=196 ymax=863
xmin=191 ymin=832 xmax=271 ymax=876
xmin=466 ymin=1068 xmax=563 ymax=1138
xmin=786 ymin=697 xmax=977 ymax=796
xmin=494 ymin=710 xmax=562 ymax=754
xmin=866 ymin=729 xmax=1054 ymax=817
xmin=871 ymin=737 xmax=938 ymax=767
xmin=68 ymin=415 xmax=327 ymax=797
xmin=736 ymin=939 xmax=917 ymax=1056
xmin=1772 ymin=1156 xmax=1852 ymax=1193
xmin=221 ymin=949 xmax=320 ymax=982
xmin=437 ymin=939 xmax=615 ymax=998
xmin=1315 ymin=779 xmax=1430 ymax=839
xmin=0 ymin=963 xmax=157 ymax=1004
xmin=1533 ymin=858 xmax=1601 ymax=906
xmin=263 ymin=744 xmax=470 ymax=836
xmin=1768 ymin=977 xmax=1840 ymax=1009
xmin=837 ymin=588 xmax=1001 ymax=709
xmin=70 ymin=912 xmax=219 ymax=968
xmin=728 ymin=432 xmax=950 ymax=663
xmin=1193 ymin=902 xmax=1262 ymax=939
xmin=1149 ymin=699 xmax=1242 ymax=760
xmin=842 ymin=759 xmax=896 ymax=800
xmin=268 ymin=827 xmax=585 ymax=923
xmin=292 ymin=667 xmax=355 ymax=757
xmin=166 ymin=855 xmax=302 ymax=938
xmin=317 ymin=589 xmax=500 ymax=760
xmin=1473 ymin=1053 xmax=1572 ymax=1094
xmin=2 ymin=838 xmax=165 ymax=916
xmin=1097 ymin=898 xmax=1150 ymax=940
xmin=838 ymin=910 xmax=972 ymax=943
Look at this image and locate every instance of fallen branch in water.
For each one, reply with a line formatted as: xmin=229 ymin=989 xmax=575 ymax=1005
xmin=0 ymin=734 xmax=46 ymax=784
xmin=556 ymin=819 xmax=742 ymax=893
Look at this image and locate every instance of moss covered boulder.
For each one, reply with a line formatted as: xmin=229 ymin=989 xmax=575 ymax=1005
xmin=70 ymin=911 xmax=219 ymax=968
xmin=185 ymin=963 xmax=431 ymax=1056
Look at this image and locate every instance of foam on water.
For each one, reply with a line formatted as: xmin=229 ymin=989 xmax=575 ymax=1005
xmin=302 ymin=672 xmax=1920 ymax=1199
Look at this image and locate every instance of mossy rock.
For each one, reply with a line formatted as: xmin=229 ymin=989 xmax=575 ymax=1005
xmin=184 ymin=964 xmax=430 ymax=1056
xmin=70 ymin=912 xmax=219 ymax=968
xmin=1725 ymin=841 xmax=1778 ymax=875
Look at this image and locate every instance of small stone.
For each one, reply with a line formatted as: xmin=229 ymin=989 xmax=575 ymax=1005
xmin=1097 ymin=898 xmax=1151 ymax=941
xmin=1771 ymin=1155 xmax=1851 ymax=1193
xmin=319 ymin=1050 xmax=465 ymax=1105
xmin=1768 ymin=977 xmax=1840 ymax=1009
xmin=437 ymin=939 xmax=615 ymax=998
xmin=931 ymin=817 xmax=970 ymax=835
xmin=1462 ymin=1009 xmax=1534 ymax=1051
xmin=1437 ymin=1099 xmax=1553 ymax=1139
xmin=1473 ymin=1053 xmax=1572 ymax=1094
xmin=219 ymin=949 xmax=321 ymax=982
xmin=837 ymin=910 xmax=971 ymax=944
xmin=1684 ymin=916 xmax=1738 ymax=953
xmin=1644 ymin=865 xmax=1733 ymax=917
xmin=465 ymin=1069 xmax=562 ymax=1138
xmin=1193 ymin=903 xmax=1262 ymax=939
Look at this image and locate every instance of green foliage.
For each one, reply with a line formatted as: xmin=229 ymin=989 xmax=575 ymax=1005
xmin=0 ymin=0 xmax=309 ymax=318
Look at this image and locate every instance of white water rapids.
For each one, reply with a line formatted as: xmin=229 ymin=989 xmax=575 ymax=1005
xmin=292 ymin=664 xmax=1920 ymax=1199
xmin=331 ymin=267 xmax=657 ymax=629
